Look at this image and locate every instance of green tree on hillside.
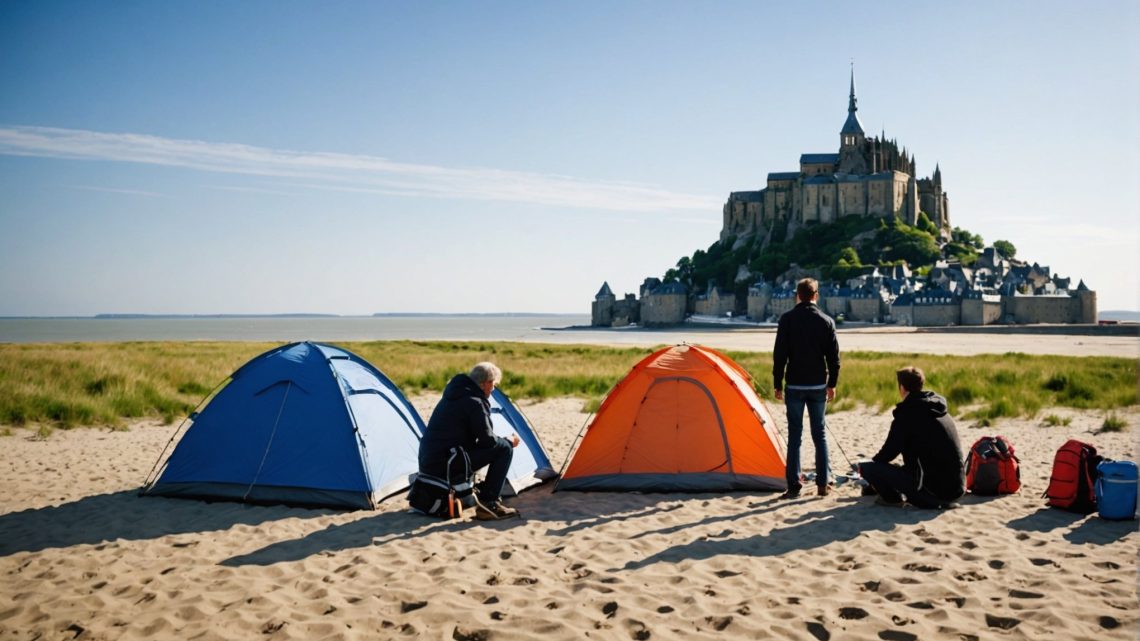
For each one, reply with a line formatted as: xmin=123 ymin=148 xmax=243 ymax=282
xmin=994 ymin=239 xmax=1017 ymax=259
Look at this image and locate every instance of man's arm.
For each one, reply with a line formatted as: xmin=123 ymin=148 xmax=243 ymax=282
xmin=772 ymin=317 xmax=789 ymax=397
xmin=871 ymin=417 xmax=905 ymax=464
xmin=824 ymin=320 xmax=840 ymax=389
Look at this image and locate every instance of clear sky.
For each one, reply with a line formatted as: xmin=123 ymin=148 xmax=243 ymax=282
xmin=1 ymin=1 xmax=1137 ymax=315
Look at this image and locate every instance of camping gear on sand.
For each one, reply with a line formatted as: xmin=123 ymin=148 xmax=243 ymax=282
xmin=141 ymin=342 xmax=424 ymax=510
xmin=1095 ymin=460 xmax=1138 ymax=521
xmin=964 ymin=435 xmax=1021 ymax=495
xmin=1043 ymin=439 xmax=1102 ymax=514
xmin=556 ymin=344 xmax=786 ymax=492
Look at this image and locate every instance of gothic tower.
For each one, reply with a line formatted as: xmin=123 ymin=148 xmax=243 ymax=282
xmin=837 ymin=65 xmax=868 ymax=174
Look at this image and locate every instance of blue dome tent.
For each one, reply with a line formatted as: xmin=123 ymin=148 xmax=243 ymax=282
xmin=489 ymin=388 xmax=557 ymax=495
xmin=141 ymin=342 xmax=424 ymax=510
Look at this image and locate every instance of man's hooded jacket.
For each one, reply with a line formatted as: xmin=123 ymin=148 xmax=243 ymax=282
xmin=872 ymin=391 xmax=965 ymax=501
xmin=418 ymin=374 xmax=509 ymax=471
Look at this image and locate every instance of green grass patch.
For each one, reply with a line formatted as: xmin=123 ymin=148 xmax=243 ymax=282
xmin=0 ymin=341 xmax=1134 ymax=430
xmin=1101 ymin=413 xmax=1128 ymax=433
xmin=1042 ymin=414 xmax=1072 ymax=427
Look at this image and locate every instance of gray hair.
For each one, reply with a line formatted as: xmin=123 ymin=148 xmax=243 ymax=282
xmin=469 ymin=362 xmax=502 ymax=386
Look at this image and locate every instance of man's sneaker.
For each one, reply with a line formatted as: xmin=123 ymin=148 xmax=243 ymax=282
xmin=817 ymin=483 xmax=835 ymax=497
xmin=777 ymin=488 xmax=801 ymax=500
xmin=472 ymin=501 xmax=503 ymax=521
xmin=484 ymin=500 xmax=520 ymax=519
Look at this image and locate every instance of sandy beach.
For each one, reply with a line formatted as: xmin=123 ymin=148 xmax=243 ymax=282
xmin=1 ymin=382 xmax=1137 ymax=640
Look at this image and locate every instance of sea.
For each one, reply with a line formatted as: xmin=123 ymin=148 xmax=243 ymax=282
xmin=0 ymin=315 xmax=593 ymax=344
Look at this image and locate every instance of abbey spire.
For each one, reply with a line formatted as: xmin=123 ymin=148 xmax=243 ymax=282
xmin=840 ymin=64 xmax=865 ymax=146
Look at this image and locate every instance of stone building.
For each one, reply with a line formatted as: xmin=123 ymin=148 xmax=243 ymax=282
xmin=722 ymin=69 xmax=949 ymax=242
xmin=641 ymin=282 xmax=687 ymax=326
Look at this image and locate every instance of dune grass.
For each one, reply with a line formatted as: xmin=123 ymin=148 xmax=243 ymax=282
xmin=0 ymin=341 xmax=1134 ymax=431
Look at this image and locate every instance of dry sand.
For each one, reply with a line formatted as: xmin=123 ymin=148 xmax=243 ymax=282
xmin=1 ymin=389 xmax=1137 ymax=640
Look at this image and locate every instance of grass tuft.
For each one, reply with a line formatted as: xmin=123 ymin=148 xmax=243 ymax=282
xmin=1101 ymin=414 xmax=1128 ymax=433
xmin=1042 ymin=414 xmax=1071 ymax=427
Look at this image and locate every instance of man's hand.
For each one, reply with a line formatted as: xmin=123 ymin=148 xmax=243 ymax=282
xmin=774 ymin=389 xmax=783 ymax=401
xmin=826 ymin=387 xmax=836 ymax=402
xmin=510 ymin=433 xmax=520 ymax=448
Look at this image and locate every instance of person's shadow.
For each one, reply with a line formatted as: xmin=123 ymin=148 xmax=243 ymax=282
xmin=615 ymin=498 xmax=939 ymax=572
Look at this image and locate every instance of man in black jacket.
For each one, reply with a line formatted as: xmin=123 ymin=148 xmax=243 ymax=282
xmin=858 ymin=366 xmax=965 ymax=509
xmin=773 ymin=278 xmax=841 ymax=498
xmin=419 ymin=362 xmax=520 ymax=520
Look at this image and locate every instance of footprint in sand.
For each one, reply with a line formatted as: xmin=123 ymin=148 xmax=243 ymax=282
xmin=545 ymin=602 xmax=559 ymax=610
xmin=452 ymin=625 xmax=490 ymax=641
xmin=906 ymin=601 xmax=934 ymax=610
xmin=400 ymin=601 xmax=427 ymax=613
xmin=890 ymin=615 xmax=913 ymax=626
xmin=602 ymin=602 xmax=618 ymax=618
xmin=626 ymin=619 xmax=651 ymax=640
xmin=704 ymin=616 xmax=732 ymax=632
xmin=713 ymin=570 xmax=741 ymax=578
xmin=1008 ymin=590 xmax=1044 ymax=599
xmin=839 ymin=607 xmax=868 ymax=620
xmin=953 ymin=571 xmax=986 ymax=582
xmin=984 ymin=614 xmax=1020 ymax=630
xmin=1099 ymin=616 xmax=1120 ymax=629
xmin=490 ymin=611 xmax=506 ymax=621
xmin=959 ymin=541 xmax=977 ymax=550
xmin=482 ymin=596 xmax=499 ymax=605
xmin=805 ymin=621 xmax=829 ymax=640
xmin=1028 ymin=558 xmax=1058 ymax=568
xmin=883 ymin=592 xmax=906 ymax=602
xmin=499 ymin=550 xmax=512 ymax=560
xmin=657 ymin=605 xmax=674 ymax=614
xmin=987 ymin=560 xmax=1005 ymax=570
xmin=1094 ymin=561 xmax=1120 ymax=570
xmin=877 ymin=631 xmax=917 ymax=641
xmin=860 ymin=581 xmax=881 ymax=592
xmin=945 ymin=596 xmax=966 ymax=608
xmin=902 ymin=562 xmax=941 ymax=573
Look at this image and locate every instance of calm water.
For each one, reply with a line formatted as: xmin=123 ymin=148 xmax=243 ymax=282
xmin=0 ymin=315 xmax=592 ymax=343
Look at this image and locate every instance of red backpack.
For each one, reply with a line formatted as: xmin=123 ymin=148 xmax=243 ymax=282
xmin=965 ymin=436 xmax=1021 ymax=495
xmin=1044 ymin=439 xmax=1102 ymax=513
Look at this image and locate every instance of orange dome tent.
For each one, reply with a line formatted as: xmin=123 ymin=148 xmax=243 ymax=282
xmin=557 ymin=344 xmax=787 ymax=492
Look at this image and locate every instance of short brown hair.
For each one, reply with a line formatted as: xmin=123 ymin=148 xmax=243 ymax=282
xmin=796 ymin=278 xmax=818 ymax=302
xmin=896 ymin=366 xmax=925 ymax=393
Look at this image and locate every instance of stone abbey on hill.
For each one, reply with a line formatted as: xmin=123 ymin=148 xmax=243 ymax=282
xmin=592 ymin=71 xmax=1095 ymax=328
xmin=721 ymin=69 xmax=949 ymax=244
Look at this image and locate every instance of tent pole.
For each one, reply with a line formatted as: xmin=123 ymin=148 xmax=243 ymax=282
xmin=139 ymin=376 xmax=230 ymax=492
xmin=551 ymin=410 xmax=596 ymax=492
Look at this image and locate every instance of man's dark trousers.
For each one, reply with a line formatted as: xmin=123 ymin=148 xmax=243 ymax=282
xmin=468 ymin=439 xmax=514 ymax=503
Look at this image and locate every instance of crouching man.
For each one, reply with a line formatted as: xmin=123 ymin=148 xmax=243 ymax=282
xmin=858 ymin=366 xmax=964 ymax=509
xmin=418 ymin=362 xmax=520 ymax=520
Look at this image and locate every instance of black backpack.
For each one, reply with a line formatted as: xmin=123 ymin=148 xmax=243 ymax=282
xmin=407 ymin=447 xmax=474 ymax=518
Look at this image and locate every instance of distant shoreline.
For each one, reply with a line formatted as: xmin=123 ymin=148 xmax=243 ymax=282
xmin=0 ymin=312 xmax=579 ymax=320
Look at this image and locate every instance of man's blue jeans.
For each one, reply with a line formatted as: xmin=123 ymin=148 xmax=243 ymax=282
xmin=784 ymin=387 xmax=829 ymax=491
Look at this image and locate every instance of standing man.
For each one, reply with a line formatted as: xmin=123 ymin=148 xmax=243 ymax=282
xmin=418 ymin=362 xmax=520 ymax=520
xmin=857 ymin=366 xmax=965 ymax=509
xmin=773 ymin=278 xmax=841 ymax=498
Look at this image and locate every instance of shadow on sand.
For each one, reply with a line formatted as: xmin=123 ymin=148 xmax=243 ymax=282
xmin=615 ymin=497 xmax=940 ymax=572
xmin=1007 ymin=506 xmax=1138 ymax=544
xmin=0 ymin=491 xmax=316 ymax=556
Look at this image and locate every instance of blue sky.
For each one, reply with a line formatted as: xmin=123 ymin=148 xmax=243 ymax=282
xmin=1 ymin=1 xmax=1137 ymax=315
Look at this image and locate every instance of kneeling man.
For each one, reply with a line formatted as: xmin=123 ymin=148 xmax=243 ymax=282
xmin=858 ymin=366 xmax=964 ymax=509
xmin=419 ymin=362 xmax=520 ymax=520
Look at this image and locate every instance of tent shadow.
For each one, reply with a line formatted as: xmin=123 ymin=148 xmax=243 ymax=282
xmin=0 ymin=491 xmax=309 ymax=557
xmin=614 ymin=499 xmax=940 ymax=572
xmin=220 ymin=505 xmax=532 ymax=567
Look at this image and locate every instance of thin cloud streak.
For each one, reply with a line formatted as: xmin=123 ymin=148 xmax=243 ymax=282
xmin=0 ymin=126 xmax=721 ymax=213
xmin=68 ymin=185 xmax=163 ymax=197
